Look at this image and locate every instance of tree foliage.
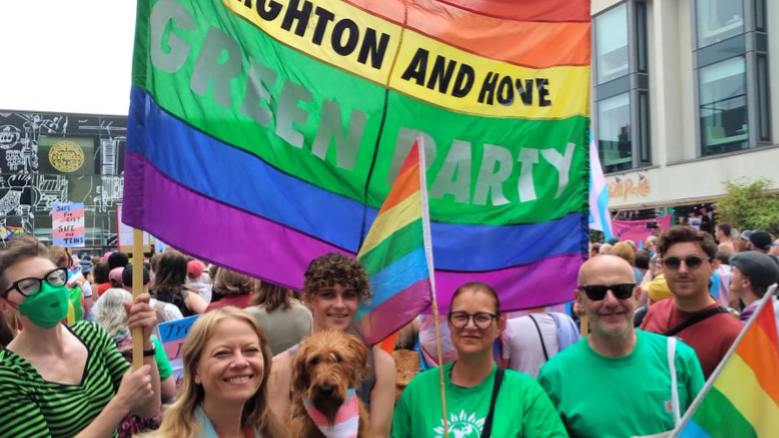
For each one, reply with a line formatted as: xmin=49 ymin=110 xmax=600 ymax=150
xmin=716 ymin=178 xmax=779 ymax=233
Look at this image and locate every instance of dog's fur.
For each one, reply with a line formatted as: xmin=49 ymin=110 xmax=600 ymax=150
xmin=288 ymin=330 xmax=373 ymax=438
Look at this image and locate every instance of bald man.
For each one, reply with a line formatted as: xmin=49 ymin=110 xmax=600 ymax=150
xmin=538 ymin=255 xmax=704 ymax=438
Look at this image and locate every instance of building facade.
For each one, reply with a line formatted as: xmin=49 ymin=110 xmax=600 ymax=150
xmin=593 ymin=0 xmax=779 ymax=219
xmin=0 ymin=110 xmax=126 ymax=248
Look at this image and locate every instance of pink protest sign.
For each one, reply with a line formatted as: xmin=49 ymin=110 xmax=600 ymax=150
xmin=611 ymin=215 xmax=673 ymax=244
xmin=52 ymin=203 xmax=85 ymax=247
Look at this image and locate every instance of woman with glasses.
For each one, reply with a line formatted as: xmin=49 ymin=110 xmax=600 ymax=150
xmin=0 ymin=236 xmax=161 ymax=438
xmin=391 ymin=282 xmax=568 ymax=438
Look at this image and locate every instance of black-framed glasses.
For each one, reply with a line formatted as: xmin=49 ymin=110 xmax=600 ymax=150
xmin=662 ymin=255 xmax=711 ymax=270
xmin=448 ymin=311 xmax=497 ymax=329
xmin=3 ymin=267 xmax=68 ymax=297
xmin=578 ymin=283 xmax=636 ymax=301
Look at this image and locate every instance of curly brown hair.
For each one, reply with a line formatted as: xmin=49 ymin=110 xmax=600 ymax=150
xmin=658 ymin=225 xmax=718 ymax=259
xmin=303 ymin=253 xmax=371 ymax=302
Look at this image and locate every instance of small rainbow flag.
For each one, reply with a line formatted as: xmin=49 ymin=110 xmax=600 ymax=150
xmin=672 ymin=287 xmax=779 ymax=438
xmin=355 ymin=138 xmax=433 ymax=345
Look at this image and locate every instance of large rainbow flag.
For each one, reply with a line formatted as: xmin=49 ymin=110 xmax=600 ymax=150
xmin=356 ymin=138 xmax=432 ymax=344
xmin=123 ymin=0 xmax=591 ymax=312
xmin=671 ymin=288 xmax=779 ymax=438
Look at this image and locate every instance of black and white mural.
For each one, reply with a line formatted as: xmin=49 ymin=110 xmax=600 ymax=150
xmin=0 ymin=110 xmax=126 ymax=247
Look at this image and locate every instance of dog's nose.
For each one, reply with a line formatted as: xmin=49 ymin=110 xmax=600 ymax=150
xmin=318 ymin=384 xmax=334 ymax=395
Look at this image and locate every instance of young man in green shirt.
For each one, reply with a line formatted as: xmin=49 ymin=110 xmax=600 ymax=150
xmin=538 ymin=255 xmax=705 ymax=438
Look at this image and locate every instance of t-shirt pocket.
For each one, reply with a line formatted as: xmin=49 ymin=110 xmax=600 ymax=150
xmin=644 ymin=389 xmax=676 ymax=431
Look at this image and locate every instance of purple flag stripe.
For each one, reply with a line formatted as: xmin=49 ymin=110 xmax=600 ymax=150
xmin=123 ymin=152 xmax=584 ymax=308
xmin=356 ymin=278 xmax=433 ymax=345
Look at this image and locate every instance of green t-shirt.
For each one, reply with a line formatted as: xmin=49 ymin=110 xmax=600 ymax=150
xmin=152 ymin=336 xmax=173 ymax=380
xmin=392 ymin=362 xmax=568 ymax=438
xmin=537 ymin=330 xmax=705 ymax=438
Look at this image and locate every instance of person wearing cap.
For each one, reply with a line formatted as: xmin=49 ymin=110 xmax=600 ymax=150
xmin=122 ymin=265 xmax=183 ymax=324
xmin=109 ymin=267 xmax=125 ymax=288
xmin=747 ymin=231 xmax=779 ymax=261
xmin=729 ymin=251 xmax=779 ymax=323
xmin=185 ymin=260 xmax=212 ymax=304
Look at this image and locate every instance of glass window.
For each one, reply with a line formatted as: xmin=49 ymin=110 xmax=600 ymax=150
xmin=598 ymin=93 xmax=633 ymax=173
xmin=757 ymin=55 xmax=771 ymax=142
xmin=756 ymin=0 xmax=767 ymax=31
xmin=635 ymin=2 xmax=648 ymax=73
xmin=696 ymin=0 xmax=744 ymax=48
xmin=699 ymin=57 xmax=748 ymax=155
xmin=638 ymin=91 xmax=651 ymax=163
xmin=596 ymin=4 xmax=629 ymax=84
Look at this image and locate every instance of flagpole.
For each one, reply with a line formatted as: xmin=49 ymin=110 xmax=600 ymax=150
xmin=131 ymin=228 xmax=144 ymax=370
xmin=416 ymin=137 xmax=450 ymax=438
xmin=669 ymin=284 xmax=777 ymax=437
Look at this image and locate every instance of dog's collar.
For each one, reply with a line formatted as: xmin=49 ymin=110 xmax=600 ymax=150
xmin=303 ymin=389 xmax=359 ymax=438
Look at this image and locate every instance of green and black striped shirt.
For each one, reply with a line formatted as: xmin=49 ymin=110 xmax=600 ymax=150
xmin=0 ymin=321 xmax=130 ymax=438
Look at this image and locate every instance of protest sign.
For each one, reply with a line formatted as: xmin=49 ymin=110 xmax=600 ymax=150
xmin=52 ymin=202 xmax=85 ymax=247
xmin=158 ymin=315 xmax=199 ymax=383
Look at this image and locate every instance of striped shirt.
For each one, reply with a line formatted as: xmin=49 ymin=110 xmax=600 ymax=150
xmin=0 ymin=321 xmax=130 ymax=438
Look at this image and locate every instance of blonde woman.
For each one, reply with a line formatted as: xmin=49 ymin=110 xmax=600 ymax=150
xmin=92 ymin=288 xmax=177 ymax=403
xmin=147 ymin=307 xmax=289 ymax=438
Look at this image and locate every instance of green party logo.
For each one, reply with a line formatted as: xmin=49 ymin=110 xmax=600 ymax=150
xmin=433 ymin=410 xmax=485 ymax=438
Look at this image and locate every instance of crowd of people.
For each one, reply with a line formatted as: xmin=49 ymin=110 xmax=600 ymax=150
xmin=0 ymin=222 xmax=777 ymax=437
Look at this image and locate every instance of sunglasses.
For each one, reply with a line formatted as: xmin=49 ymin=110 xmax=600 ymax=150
xmin=662 ymin=255 xmax=711 ymax=270
xmin=578 ymin=283 xmax=636 ymax=301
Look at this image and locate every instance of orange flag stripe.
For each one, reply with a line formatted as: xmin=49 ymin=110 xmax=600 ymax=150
xmin=348 ymin=0 xmax=590 ymax=69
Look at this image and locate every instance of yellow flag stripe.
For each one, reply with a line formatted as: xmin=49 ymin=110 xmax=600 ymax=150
xmin=222 ymin=0 xmax=589 ymax=119
xmin=714 ymin=354 xmax=779 ymax=437
xmin=359 ymin=191 xmax=421 ymax=256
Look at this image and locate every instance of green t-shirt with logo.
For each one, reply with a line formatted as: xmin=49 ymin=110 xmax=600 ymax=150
xmin=537 ymin=330 xmax=705 ymax=438
xmin=391 ymin=362 xmax=568 ymax=438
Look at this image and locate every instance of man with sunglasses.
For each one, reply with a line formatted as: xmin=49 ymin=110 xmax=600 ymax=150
xmin=538 ymin=255 xmax=704 ymax=438
xmin=640 ymin=226 xmax=742 ymax=378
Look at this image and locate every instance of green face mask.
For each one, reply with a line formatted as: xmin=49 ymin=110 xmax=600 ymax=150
xmin=17 ymin=282 xmax=69 ymax=328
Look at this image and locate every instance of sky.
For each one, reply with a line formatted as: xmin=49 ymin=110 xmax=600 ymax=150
xmin=0 ymin=1 xmax=137 ymax=115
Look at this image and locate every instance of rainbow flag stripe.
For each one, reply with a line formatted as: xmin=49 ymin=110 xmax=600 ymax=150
xmin=676 ymin=296 xmax=779 ymax=438
xmin=356 ymin=139 xmax=432 ymax=344
xmin=123 ymin=0 xmax=590 ymax=311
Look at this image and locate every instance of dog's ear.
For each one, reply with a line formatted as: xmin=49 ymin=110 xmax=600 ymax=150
xmin=290 ymin=342 xmax=312 ymax=397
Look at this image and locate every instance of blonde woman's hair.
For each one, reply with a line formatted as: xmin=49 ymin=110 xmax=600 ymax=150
xmin=154 ymin=307 xmax=289 ymax=438
xmin=92 ymin=288 xmax=133 ymax=337
xmin=611 ymin=242 xmax=636 ymax=266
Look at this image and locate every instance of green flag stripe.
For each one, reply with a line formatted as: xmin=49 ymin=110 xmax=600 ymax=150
xmin=692 ymin=387 xmax=758 ymax=438
xmin=359 ymin=219 xmax=424 ymax=276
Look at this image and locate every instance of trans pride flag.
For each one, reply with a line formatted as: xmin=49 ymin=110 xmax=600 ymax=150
xmin=589 ymin=135 xmax=613 ymax=240
xmin=671 ymin=287 xmax=779 ymax=438
xmin=356 ymin=139 xmax=432 ymax=344
xmin=123 ymin=0 xmax=591 ymax=313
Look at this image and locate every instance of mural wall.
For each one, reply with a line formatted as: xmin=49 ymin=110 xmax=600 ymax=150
xmin=0 ymin=110 xmax=126 ymax=247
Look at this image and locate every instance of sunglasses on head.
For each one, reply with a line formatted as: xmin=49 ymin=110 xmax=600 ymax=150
xmin=578 ymin=283 xmax=636 ymax=301
xmin=662 ymin=255 xmax=711 ymax=270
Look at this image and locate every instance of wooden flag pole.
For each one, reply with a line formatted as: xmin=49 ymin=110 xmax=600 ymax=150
xmin=430 ymin=294 xmax=450 ymax=438
xmin=579 ymin=313 xmax=589 ymax=337
xmin=131 ymin=228 xmax=144 ymax=370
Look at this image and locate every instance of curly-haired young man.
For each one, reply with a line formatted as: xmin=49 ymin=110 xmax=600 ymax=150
xmin=267 ymin=253 xmax=396 ymax=438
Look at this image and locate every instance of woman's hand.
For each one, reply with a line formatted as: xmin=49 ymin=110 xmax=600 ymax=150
xmin=124 ymin=293 xmax=157 ymax=343
xmin=115 ymin=364 xmax=155 ymax=413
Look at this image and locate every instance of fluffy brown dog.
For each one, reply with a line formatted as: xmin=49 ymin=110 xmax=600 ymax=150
xmin=288 ymin=330 xmax=373 ymax=438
